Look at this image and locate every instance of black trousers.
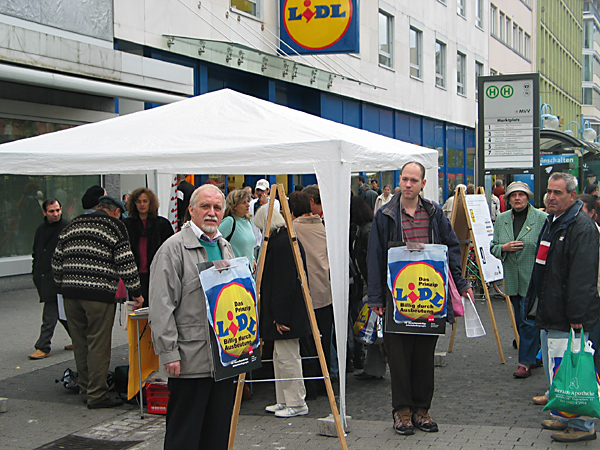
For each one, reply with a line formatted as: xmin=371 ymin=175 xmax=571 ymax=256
xmin=164 ymin=377 xmax=235 ymax=450
xmin=35 ymin=300 xmax=70 ymax=353
xmin=384 ymin=332 xmax=438 ymax=412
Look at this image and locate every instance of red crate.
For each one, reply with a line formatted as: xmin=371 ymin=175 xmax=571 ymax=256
xmin=145 ymin=382 xmax=169 ymax=415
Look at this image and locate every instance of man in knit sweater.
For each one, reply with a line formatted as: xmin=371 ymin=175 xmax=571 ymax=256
xmin=52 ymin=196 xmax=143 ymax=409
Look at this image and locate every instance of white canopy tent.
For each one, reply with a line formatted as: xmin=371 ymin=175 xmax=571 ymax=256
xmin=0 ymin=88 xmax=438 ymax=417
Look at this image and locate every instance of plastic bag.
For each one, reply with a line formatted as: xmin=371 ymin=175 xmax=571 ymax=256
xmin=544 ymin=328 xmax=600 ymax=419
xmin=387 ymin=244 xmax=448 ymax=324
xmin=462 ymin=293 xmax=485 ymax=338
xmin=353 ymin=301 xmax=382 ymax=345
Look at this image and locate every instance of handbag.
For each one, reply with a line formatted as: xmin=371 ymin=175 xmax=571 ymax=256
xmin=544 ymin=328 xmax=600 ymax=419
xmin=448 ymin=273 xmax=464 ymax=317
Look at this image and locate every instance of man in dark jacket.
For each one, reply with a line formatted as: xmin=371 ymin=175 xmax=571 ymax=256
xmin=29 ymin=199 xmax=71 ymax=360
xmin=526 ymin=172 xmax=599 ymax=443
xmin=53 ymin=196 xmax=143 ymax=409
xmin=176 ymin=174 xmax=195 ymax=229
xmin=367 ymin=162 xmax=472 ymax=436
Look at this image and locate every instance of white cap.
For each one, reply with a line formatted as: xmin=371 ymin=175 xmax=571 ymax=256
xmin=255 ymin=179 xmax=270 ymax=191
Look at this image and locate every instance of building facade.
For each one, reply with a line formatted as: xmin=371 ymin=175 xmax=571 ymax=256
xmin=583 ymin=0 xmax=600 ymax=135
xmin=0 ymin=1 xmax=487 ymax=284
xmin=537 ymin=0 xmax=582 ymax=130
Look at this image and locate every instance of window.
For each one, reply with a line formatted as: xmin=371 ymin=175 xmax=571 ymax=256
xmin=231 ymin=0 xmax=261 ymax=18
xmin=518 ymin=27 xmax=523 ymax=54
xmin=585 ymin=21 xmax=595 ymax=49
xmin=457 ymin=0 xmax=466 ymax=17
xmin=410 ymin=27 xmax=423 ymax=79
xmin=505 ymin=16 xmax=511 ymax=45
xmin=584 ymin=55 xmax=593 ymax=82
xmin=513 ymin=23 xmax=518 ymax=50
xmin=499 ymin=12 xmax=505 ymax=41
xmin=476 ymin=0 xmax=483 ymax=28
xmin=379 ymin=11 xmax=394 ymax=67
xmin=490 ymin=4 xmax=497 ymax=36
xmin=475 ymin=61 xmax=484 ymax=100
xmin=457 ymin=51 xmax=466 ymax=95
xmin=435 ymin=41 xmax=446 ymax=88
xmin=490 ymin=68 xmax=498 ymax=76
xmin=524 ymin=33 xmax=531 ymax=59
xmin=583 ymin=87 xmax=593 ymax=105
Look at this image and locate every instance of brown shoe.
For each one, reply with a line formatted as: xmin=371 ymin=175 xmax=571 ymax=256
xmin=412 ymin=408 xmax=439 ymax=432
xmin=551 ymin=427 xmax=596 ymax=442
xmin=64 ymin=344 xmax=73 ymax=350
xmin=393 ymin=408 xmax=414 ymax=435
xmin=542 ymin=419 xmax=568 ymax=431
xmin=532 ymin=394 xmax=548 ymax=405
xmin=28 ymin=349 xmax=50 ymax=360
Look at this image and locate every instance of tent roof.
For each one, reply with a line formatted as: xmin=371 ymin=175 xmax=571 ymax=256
xmin=0 ymin=89 xmax=437 ymax=176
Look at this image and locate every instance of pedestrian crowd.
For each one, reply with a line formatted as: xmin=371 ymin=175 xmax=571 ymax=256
xmin=24 ymin=168 xmax=600 ymax=448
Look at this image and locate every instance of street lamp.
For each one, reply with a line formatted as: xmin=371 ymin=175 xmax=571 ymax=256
xmin=564 ymin=119 xmax=598 ymax=142
xmin=540 ymin=103 xmax=560 ymax=130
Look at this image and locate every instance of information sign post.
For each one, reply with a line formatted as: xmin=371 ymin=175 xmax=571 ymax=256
xmin=478 ymin=74 xmax=541 ymax=206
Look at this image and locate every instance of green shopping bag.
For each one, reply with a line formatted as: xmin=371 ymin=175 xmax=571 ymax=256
xmin=543 ymin=328 xmax=600 ymax=419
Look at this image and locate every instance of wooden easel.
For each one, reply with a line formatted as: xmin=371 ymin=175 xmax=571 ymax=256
xmin=228 ymin=184 xmax=348 ymax=450
xmin=446 ymin=186 xmax=518 ymax=363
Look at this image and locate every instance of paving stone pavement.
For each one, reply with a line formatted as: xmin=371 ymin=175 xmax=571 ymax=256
xmin=1 ymin=289 xmax=599 ymax=449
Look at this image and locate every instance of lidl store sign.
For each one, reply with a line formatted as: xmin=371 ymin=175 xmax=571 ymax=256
xmin=280 ymin=0 xmax=359 ymax=54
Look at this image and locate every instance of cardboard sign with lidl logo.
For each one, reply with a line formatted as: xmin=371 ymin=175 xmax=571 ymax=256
xmin=280 ymin=0 xmax=359 ymax=54
xmin=199 ymin=257 xmax=261 ymax=381
xmin=385 ymin=245 xmax=449 ymax=335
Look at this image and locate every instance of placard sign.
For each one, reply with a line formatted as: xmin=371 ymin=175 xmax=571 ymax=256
xmin=385 ymin=245 xmax=448 ymax=336
xmin=464 ymin=195 xmax=503 ymax=283
xmin=199 ymin=257 xmax=262 ymax=381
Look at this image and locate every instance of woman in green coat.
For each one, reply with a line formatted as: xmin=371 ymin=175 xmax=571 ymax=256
xmin=490 ymin=181 xmax=547 ymax=379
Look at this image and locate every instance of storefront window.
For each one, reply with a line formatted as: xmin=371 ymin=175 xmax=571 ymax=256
xmin=0 ymin=118 xmax=99 ymax=257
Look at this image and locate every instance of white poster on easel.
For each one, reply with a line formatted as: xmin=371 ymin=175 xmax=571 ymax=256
xmin=464 ymin=195 xmax=503 ymax=283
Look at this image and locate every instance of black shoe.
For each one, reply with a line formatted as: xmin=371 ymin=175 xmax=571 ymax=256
xmin=354 ymin=372 xmax=382 ymax=380
xmin=87 ymin=397 xmax=123 ymax=409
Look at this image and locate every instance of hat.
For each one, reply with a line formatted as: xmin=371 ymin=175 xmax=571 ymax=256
xmin=505 ymin=181 xmax=534 ymax=200
xmin=98 ymin=195 xmax=126 ymax=212
xmin=255 ymin=179 xmax=270 ymax=191
xmin=81 ymin=185 xmax=105 ymax=209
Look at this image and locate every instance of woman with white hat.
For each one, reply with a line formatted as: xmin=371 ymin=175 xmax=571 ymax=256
xmin=491 ymin=181 xmax=547 ymax=380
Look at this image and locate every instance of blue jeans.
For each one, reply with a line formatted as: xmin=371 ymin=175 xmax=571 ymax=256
xmin=510 ymin=296 xmax=539 ymax=365
xmin=543 ymin=329 xmax=595 ymax=432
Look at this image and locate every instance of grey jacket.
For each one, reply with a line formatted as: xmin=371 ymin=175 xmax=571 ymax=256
xmin=149 ymin=222 xmax=235 ymax=378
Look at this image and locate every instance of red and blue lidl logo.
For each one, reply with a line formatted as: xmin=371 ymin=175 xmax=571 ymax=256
xmin=392 ymin=262 xmax=447 ymax=322
xmin=280 ymin=0 xmax=359 ymax=54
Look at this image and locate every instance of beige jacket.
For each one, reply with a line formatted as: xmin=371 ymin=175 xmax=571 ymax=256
xmin=293 ymin=215 xmax=332 ymax=310
xmin=149 ymin=222 xmax=235 ymax=378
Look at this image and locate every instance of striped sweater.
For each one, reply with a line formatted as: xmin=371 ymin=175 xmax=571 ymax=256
xmin=52 ymin=210 xmax=142 ymax=303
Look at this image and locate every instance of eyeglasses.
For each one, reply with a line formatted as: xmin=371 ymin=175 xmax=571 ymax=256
xmin=135 ymin=199 xmax=150 ymax=205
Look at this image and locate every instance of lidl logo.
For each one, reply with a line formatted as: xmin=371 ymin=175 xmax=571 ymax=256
xmin=214 ymin=282 xmax=258 ymax=358
xmin=392 ymin=262 xmax=446 ymax=322
xmin=280 ymin=0 xmax=359 ymax=54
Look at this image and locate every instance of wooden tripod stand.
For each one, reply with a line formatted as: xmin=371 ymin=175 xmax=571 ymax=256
xmin=228 ymin=184 xmax=348 ymax=450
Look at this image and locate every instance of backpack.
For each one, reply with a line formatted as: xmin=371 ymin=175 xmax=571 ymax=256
xmin=55 ymin=368 xmax=79 ymax=392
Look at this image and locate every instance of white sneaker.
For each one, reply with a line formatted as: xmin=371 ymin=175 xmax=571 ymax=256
xmin=265 ymin=403 xmax=286 ymax=413
xmin=274 ymin=404 xmax=309 ymax=418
